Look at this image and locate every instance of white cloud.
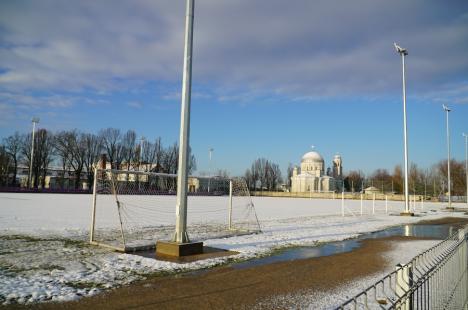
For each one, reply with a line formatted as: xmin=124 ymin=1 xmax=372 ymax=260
xmin=0 ymin=0 xmax=467 ymax=101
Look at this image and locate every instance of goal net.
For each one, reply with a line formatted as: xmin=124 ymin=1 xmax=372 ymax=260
xmin=90 ymin=168 xmax=261 ymax=252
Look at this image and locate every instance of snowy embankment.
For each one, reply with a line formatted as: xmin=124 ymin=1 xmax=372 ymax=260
xmin=0 ymin=193 xmax=466 ymax=305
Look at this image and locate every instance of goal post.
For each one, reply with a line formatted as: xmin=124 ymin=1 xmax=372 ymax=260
xmin=90 ymin=168 xmax=261 ymax=252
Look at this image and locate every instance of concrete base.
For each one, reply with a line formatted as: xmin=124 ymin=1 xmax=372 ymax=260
xmin=400 ymin=212 xmax=415 ymax=216
xmin=156 ymin=241 xmax=204 ymax=257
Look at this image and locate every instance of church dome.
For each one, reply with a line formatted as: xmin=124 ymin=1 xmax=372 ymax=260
xmin=301 ymin=151 xmax=324 ymax=163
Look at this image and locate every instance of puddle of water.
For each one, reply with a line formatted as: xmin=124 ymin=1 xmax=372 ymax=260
xmin=231 ymin=223 xmax=461 ymax=269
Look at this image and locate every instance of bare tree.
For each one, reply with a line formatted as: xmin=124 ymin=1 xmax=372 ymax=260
xmin=21 ymin=129 xmax=54 ymax=189
xmin=371 ymin=168 xmax=392 ymax=193
xmin=99 ymin=128 xmax=123 ymax=169
xmin=2 ymin=132 xmax=23 ymax=186
xmin=0 ymin=146 xmax=12 ymax=186
xmin=68 ymin=132 xmax=88 ymax=189
xmin=160 ymin=143 xmax=178 ymax=174
xmin=345 ymin=170 xmax=364 ymax=192
xmin=121 ymin=130 xmax=137 ymax=170
xmin=436 ymin=159 xmax=466 ymax=196
xmin=245 ymin=158 xmax=282 ymax=191
xmin=244 ymin=169 xmax=253 ymax=190
xmin=159 ymin=143 xmax=196 ymax=175
xmin=83 ymin=133 xmax=102 ymax=187
xmin=37 ymin=129 xmax=54 ymax=188
xmin=53 ymin=131 xmax=74 ymax=189
xmin=286 ymin=163 xmax=294 ymax=189
xmin=391 ymin=165 xmax=404 ymax=194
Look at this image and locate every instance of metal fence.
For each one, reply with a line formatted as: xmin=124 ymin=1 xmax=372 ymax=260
xmin=337 ymin=226 xmax=468 ymax=309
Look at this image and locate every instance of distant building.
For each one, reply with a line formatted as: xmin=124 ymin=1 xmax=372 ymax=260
xmin=364 ymin=186 xmax=380 ymax=194
xmin=290 ymin=150 xmax=342 ymax=193
xmin=14 ymin=165 xmax=89 ymax=190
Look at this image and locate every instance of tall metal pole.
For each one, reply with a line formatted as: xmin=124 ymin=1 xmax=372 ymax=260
xmin=401 ymin=51 xmax=410 ymax=213
xmin=139 ymin=137 xmax=145 ymax=170
xmin=29 ymin=117 xmax=39 ymax=189
xmin=394 ymin=43 xmax=410 ymax=214
xmin=138 ymin=137 xmax=144 ymax=191
xmin=174 ymin=0 xmax=195 ymax=244
xmin=463 ymin=133 xmax=468 ymax=206
xmin=443 ymin=105 xmax=452 ymax=208
xmin=208 ymin=148 xmax=213 ymax=193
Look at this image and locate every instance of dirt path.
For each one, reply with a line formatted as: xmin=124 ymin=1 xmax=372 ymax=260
xmin=9 ymin=217 xmax=468 ymax=310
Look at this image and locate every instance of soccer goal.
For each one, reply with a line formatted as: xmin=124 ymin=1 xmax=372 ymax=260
xmin=89 ymin=168 xmax=261 ymax=252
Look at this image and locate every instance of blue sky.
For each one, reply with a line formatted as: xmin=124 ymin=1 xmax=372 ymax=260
xmin=0 ymin=0 xmax=467 ymax=176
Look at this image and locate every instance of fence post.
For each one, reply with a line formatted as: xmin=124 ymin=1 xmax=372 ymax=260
xmin=372 ymin=193 xmax=375 ymax=215
xmin=341 ymin=191 xmax=345 ymax=217
xmin=385 ymin=195 xmax=388 ymax=214
xmin=360 ymin=193 xmax=363 ymax=216
xmin=396 ymin=263 xmax=413 ymax=310
xmin=228 ymin=179 xmax=233 ymax=230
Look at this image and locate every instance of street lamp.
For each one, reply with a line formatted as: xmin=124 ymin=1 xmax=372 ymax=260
xmin=29 ymin=117 xmax=40 ymax=189
xmin=443 ymin=104 xmax=452 ymax=209
xmin=208 ymin=148 xmax=213 ymax=193
xmin=463 ymin=133 xmax=467 ymax=206
xmin=394 ymin=42 xmax=412 ymax=215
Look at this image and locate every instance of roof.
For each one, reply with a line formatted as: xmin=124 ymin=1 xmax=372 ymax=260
xmin=301 ymin=151 xmax=324 ymax=163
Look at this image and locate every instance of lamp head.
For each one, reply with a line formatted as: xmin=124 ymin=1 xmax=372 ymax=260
xmin=31 ymin=117 xmax=40 ymax=123
xmin=394 ymin=42 xmax=408 ymax=56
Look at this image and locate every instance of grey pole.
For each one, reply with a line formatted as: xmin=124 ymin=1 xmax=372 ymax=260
xmin=139 ymin=137 xmax=145 ymax=170
xmin=443 ymin=105 xmax=452 ymax=208
xmin=29 ymin=117 xmax=39 ymax=189
xmin=174 ymin=0 xmax=195 ymax=244
xmin=464 ymin=133 xmax=468 ymax=206
xmin=208 ymin=148 xmax=213 ymax=192
xmin=394 ymin=43 xmax=410 ymax=214
xmin=139 ymin=137 xmax=144 ymax=191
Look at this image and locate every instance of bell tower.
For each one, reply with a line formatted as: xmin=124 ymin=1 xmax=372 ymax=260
xmin=332 ymin=154 xmax=342 ymax=179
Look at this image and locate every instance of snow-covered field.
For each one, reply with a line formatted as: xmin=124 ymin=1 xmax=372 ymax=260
xmin=0 ymin=192 xmax=467 ymax=306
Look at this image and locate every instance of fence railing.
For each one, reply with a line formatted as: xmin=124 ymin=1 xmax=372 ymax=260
xmin=336 ymin=226 xmax=468 ymax=309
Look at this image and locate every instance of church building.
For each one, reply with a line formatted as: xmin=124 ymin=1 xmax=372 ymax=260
xmin=290 ymin=150 xmax=343 ymax=193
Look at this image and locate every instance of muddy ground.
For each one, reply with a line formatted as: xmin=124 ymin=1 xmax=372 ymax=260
xmin=6 ymin=217 xmax=468 ymax=310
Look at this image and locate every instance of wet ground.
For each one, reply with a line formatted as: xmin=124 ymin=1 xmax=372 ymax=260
xmin=10 ymin=217 xmax=468 ymax=310
xmin=230 ymin=221 xmax=463 ymax=270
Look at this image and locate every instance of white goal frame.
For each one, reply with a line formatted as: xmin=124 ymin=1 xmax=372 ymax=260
xmin=89 ymin=168 xmax=260 ymax=252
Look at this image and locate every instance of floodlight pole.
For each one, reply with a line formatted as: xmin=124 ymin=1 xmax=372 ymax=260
xmin=174 ymin=0 xmax=195 ymax=244
xmin=443 ymin=105 xmax=452 ymax=209
xmin=395 ymin=44 xmax=410 ymax=214
xmin=29 ymin=117 xmax=39 ymax=189
xmin=464 ymin=133 xmax=468 ymax=206
xmin=208 ymin=148 xmax=213 ymax=192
